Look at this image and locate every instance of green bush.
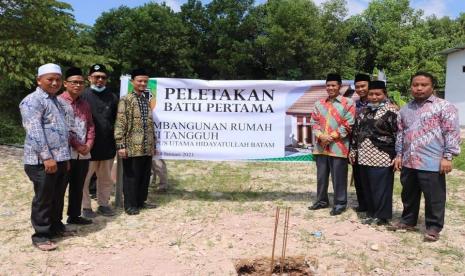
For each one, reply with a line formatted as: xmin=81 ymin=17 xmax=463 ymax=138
xmin=0 ymin=114 xmax=24 ymax=145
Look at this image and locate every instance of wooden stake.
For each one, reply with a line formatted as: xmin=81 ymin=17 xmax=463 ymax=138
xmin=280 ymin=207 xmax=290 ymax=275
xmin=270 ymin=206 xmax=280 ymax=275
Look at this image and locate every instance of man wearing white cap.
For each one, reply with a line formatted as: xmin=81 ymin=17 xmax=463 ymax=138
xmin=20 ymin=63 xmax=72 ymax=251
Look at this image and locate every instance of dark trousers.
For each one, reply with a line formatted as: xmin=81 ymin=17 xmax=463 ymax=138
xmin=400 ymin=167 xmax=446 ymax=231
xmin=315 ymin=155 xmax=348 ymax=209
xmin=359 ymin=165 xmax=394 ymax=220
xmin=353 ymin=164 xmax=367 ymax=210
xmin=122 ymin=156 xmax=152 ymax=209
xmin=24 ymin=162 xmax=68 ymax=243
xmin=67 ymin=159 xmax=89 ymax=218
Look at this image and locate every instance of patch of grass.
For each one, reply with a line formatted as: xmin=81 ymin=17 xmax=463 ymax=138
xmin=453 ymin=143 xmax=465 ymax=171
xmin=354 ymin=252 xmax=372 ymax=274
xmin=435 ymin=245 xmax=464 ymax=261
xmin=445 ymin=200 xmax=465 ymax=218
xmin=206 ymin=239 xmax=215 ymax=248
xmin=297 ymin=228 xmax=312 ymax=243
xmin=393 ymin=176 xmax=402 ymax=197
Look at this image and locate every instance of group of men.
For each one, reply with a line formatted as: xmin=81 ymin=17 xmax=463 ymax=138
xmin=20 ymin=63 xmax=166 ymax=251
xmin=308 ymin=72 xmax=460 ymax=242
xmin=20 ymin=63 xmax=460 ymax=250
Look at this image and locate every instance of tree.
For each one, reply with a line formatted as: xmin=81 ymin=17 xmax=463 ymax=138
xmin=93 ymin=3 xmax=194 ymax=81
xmin=180 ymin=0 xmax=265 ymax=79
xmin=0 ymin=0 xmax=107 ymax=88
xmin=256 ymin=0 xmax=325 ymax=79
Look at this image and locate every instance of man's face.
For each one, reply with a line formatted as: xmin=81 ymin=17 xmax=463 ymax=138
xmin=326 ymin=81 xmax=341 ymax=98
xmin=64 ymin=75 xmax=85 ymax=97
xmin=88 ymin=72 xmax=107 ymax=87
xmin=37 ymin=73 xmax=62 ymax=95
xmin=131 ymin=75 xmax=149 ymax=92
xmin=411 ymin=75 xmax=434 ymax=101
xmin=355 ymin=81 xmax=369 ymax=99
xmin=367 ymin=89 xmax=386 ymax=104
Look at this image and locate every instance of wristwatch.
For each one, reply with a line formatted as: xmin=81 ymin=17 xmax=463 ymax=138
xmin=443 ymin=153 xmax=453 ymax=161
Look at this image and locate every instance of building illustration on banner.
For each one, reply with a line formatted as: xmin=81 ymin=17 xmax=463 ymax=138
xmin=285 ymin=84 xmax=355 ymax=149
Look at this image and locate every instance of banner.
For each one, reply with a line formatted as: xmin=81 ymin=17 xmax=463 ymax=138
xmin=120 ymin=77 xmax=353 ymax=162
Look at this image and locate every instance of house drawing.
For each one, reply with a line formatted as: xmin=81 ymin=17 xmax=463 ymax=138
xmin=285 ymin=84 xmax=357 ymax=147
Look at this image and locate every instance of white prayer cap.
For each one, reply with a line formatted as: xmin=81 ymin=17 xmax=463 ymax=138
xmin=37 ymin=63 xmax=62 ymax=77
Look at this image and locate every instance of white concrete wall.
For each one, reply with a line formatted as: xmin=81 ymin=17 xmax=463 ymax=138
xmin=445 ymin=50 xmax=465 ymax=125
xmin=284 ymin=115 xmax=297 ymax=146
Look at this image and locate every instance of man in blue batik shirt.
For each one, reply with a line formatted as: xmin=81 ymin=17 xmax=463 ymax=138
xmin=20 ymin=63 xmax=73 ymax=251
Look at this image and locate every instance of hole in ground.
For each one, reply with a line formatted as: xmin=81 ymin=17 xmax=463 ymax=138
xmin=234 ymin=256 xmax=318 ymax=275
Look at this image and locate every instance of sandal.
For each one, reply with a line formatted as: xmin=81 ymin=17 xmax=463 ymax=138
xmin=424 ymin=229 xmax=440 ymax=242
xmin=33 ymin=240 xmax=58 ymax=251
xmin=386 ymin=222 xmax=415 ymax=232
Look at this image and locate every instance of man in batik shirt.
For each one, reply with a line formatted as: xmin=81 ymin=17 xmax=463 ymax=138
xmin=115 ymin=68 xmax=157 ymax=215
xmin=351 ymin=73 xmax=371 ymax=213
xmin=59 ymin=67 xmax=95 ymax=225
xmin=393 ymin=72 xmax=460 ymax=242
xmin=20 ymin=63 xmax=71 ymax=251
xmin=309 ymin=73 xmax=356 ymax=216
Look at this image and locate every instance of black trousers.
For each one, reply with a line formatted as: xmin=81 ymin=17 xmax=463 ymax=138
xmin=400 ymin=167 xmax=446 ymax=231
xmin=359 ymin=165 xmax=394 ymax=220
xmin=353 ymin=164 xmax=367 ymax=210
xmin=24 ymin=162 xmax=68 ymax=243
xmin=67 ymin=159 xmax=89 ymax=218
xmin=315 ymin=155 xmax=348 ymax=209
xmin=122 ymin=156 xmax=152 ymax=209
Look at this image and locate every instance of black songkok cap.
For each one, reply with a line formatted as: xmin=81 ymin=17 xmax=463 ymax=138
xmin=369 ymin=80 xmax=386 ymax=90
xmin=326 ymin=73 xmax=342 ymax=83
xmin=131 ymin=68 xmax=148 ymax=79
xmin=65 ymin=67 xmax=83 ymax=79
xmin=89 ymin=64 xmax=107 ymax=75
xmin=354 ymin=73 xmax=370 ymax=83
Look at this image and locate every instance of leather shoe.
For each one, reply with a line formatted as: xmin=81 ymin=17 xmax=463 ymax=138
xmin=125 ymin=207 xmax=140 ymax=215
xmin=140 ymin=203 xmax=157 ymax=209
xmin=308 ymin=202 xmax=328 ymax=210
xmin=330 ymin=207 xmax=345 ymax=216
xmin=67 ymin=216 xmax=92 ymax=225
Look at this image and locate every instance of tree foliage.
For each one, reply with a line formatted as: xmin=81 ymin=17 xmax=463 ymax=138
xmin=1 ymin=0 xmax=465 ymax=143
xmin=0 ymin=0 xmax=108 ymax=88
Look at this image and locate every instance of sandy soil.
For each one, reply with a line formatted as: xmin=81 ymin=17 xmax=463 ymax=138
xmin=0 ymin=145 xmax=464 ymax=275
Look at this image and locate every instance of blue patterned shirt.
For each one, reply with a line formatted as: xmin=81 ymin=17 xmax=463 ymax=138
xmin=20 ymin=87 xmax=71 ymax=164
xmin=395 ymin=95 xmax=460 ymax=172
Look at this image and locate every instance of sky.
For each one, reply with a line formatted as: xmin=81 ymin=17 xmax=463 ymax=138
xmin=63 ymin=0 xmax=465 ymax=26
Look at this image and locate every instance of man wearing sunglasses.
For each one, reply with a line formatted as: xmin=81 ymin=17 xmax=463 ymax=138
xmin=81 ymin=64 xmax=119 ymax=218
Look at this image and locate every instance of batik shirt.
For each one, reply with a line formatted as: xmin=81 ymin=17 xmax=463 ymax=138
xmin=114 ymin=92 xmax=155 ymax=157
xmin=350 ymin=103 xmax=398 ymax=167
xmin=395 ymin=95 xmax=460 ymax=172
xmin=310 ymin=95 xmax=355 ymax=158
xmin=355 ymin=98 xmax=368 ymax=115
xmin=20 ymin=87 xmax=71 ymax=164
xmin=59 ymin=91 xmax=95 ymax=159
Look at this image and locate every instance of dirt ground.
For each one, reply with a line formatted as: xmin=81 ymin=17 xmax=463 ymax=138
xmin=0 ymin=145 xmax=464 ymax=275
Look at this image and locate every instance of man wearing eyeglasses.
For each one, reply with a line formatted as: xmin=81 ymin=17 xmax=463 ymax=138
xmin=80 ymin=64 xmax=119 ymax=217
xmin=59 ymin=67 xmax=95 ymax=225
